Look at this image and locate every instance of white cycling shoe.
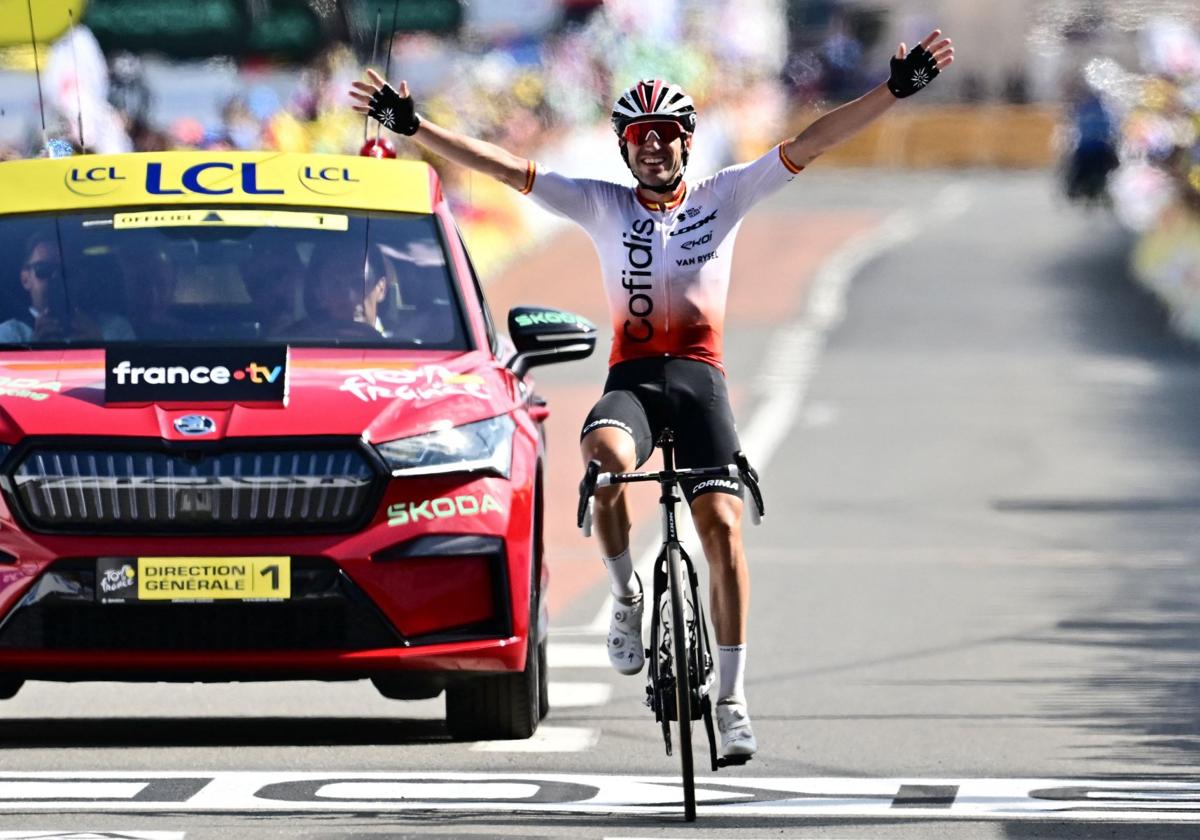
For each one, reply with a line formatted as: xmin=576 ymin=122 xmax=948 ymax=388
xmin=607 ymin=575 xmax=644 ymax=676
xmin=716 ymin=697 xmax=757 ymax=758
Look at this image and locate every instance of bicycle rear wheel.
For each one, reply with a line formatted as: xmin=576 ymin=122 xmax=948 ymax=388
xmin=666 ymin=542 xmax=697 ymax=822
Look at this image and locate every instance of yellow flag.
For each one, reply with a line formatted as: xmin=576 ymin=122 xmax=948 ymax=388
xmin=0 ymin=0 xmax=88 ymax=47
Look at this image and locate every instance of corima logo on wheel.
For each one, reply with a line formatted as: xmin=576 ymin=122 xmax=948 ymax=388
xmin=106 ymin=345 xmax=288 ymax=403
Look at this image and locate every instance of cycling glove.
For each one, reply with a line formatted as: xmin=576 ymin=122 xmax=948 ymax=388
xmin=367 ymin=84 xmax=421 ymax=136
xmin=887 ymin=44 xmax=940 ymax=98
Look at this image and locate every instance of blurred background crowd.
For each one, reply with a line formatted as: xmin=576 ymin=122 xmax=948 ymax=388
xmin=0 ymin=0 xmax=1198 ymax=327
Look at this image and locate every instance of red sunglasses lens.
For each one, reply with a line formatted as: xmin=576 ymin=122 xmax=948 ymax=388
xmin=623 ymin=121 xmax=682 ymax=144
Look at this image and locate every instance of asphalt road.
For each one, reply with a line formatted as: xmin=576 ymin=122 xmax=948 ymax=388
xmin=3 ymin=169 xmax=1200 ymax=839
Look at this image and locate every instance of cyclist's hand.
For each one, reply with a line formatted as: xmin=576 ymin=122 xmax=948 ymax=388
xmin=887 ymin=29 xmax=954 ymax=98
xmin=350 ymin=69 xmax=421 ymax=136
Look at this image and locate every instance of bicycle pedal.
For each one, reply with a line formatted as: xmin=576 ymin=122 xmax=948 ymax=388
xmin=716 ymin=754 xmax=753 ymax=768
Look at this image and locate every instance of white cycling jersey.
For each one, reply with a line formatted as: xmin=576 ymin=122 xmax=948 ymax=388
xmin=519 ymin=143 xmax=803 ymax=371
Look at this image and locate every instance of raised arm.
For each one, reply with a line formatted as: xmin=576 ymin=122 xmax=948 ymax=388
xmin=782 ymin=30 xmax=954 ymax=170
xmin=349 ymin=69 xmax=531 ymax=191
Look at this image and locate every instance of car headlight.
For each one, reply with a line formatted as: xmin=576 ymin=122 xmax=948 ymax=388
xmin=375 ymin=414 xmax=515 ymax=478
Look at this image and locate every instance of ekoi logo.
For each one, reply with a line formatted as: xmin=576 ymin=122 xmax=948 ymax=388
xmin=622 ymin=218 xmax=655 ymax=344
xmin=110 ymin=360 xmax=283 ymax=386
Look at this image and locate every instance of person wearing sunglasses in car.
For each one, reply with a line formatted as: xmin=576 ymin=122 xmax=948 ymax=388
xmin=351 ymin=29 xmax=954 ymax=760
xmin=0 ymin=236 xmax=134 ymax=344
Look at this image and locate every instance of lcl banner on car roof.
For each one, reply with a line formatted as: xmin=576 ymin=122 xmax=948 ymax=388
xmin=105 ymin=345 xmax=288 ymax=404
xmin=0 ymin=152 xmax=438 ymax=216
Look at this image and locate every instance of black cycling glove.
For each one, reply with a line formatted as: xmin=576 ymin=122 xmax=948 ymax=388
xmin=367 ymin=83 xmax=421 ymax=136
xmin=887 ymin=44 xmax=939 ymax=98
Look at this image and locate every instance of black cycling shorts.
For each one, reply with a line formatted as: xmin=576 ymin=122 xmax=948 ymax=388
xmin=580 ymin=356 xmax=743 ymax=504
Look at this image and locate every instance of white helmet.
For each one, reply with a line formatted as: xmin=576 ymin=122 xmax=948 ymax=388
xmin=611 ymin=79 xmax=697 ymax=136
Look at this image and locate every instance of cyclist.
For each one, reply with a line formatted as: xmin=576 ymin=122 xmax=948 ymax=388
xmin=351 ymin=30 xmax=953 ymax=758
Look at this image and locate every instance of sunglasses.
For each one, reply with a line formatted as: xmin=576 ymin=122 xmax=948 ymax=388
xmin=622 ymin=120 xmax=685 ymax=145
xmin=22 ymin=261 xmax=62 ymax=281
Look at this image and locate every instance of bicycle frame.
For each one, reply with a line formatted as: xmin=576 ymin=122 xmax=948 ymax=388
xmin=577 ymin=429 xmax=764 ymax=822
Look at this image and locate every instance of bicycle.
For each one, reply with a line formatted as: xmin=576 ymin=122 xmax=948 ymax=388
xmin=577 ymin=428 xmax=765 ymax=822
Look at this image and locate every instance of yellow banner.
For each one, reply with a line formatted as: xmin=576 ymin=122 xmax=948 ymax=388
xmin=115 ymin=208 xmax=349 ymax=231
xmin=137 ymin=556 xmax=291 ymax=601
xmin=0 ymin=0 xmax=87 ymax=47
xmin=0 ymin=152 xmax=435 ymax=216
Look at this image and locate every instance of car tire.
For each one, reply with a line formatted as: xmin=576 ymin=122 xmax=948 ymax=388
xmin=445 ymin=602 xmax=540 ymax=741
xmin=537 ymin=631 xmax=550 ymax=720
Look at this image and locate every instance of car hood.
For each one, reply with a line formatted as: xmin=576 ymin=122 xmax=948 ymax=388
xmin=0 ymin=348 xmax=519 ymax=444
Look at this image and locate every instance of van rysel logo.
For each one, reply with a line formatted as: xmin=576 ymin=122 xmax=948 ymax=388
xmin=173 ymin=415 xmax=217 ymax=436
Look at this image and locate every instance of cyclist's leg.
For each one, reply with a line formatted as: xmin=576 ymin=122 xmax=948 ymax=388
xmin=581 ymin=389 xmax=654 ymax=675
xmin=670 ymin=360 xmax=747 ymax=647
xmin=688 ymin=492 xmax=747 ymax=646
xmin=672 ymin=361 xmax=757 ymax=755
xmin=580 ymin=390 xmax=653 ymax=568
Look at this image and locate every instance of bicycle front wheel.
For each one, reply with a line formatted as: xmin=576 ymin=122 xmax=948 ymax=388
xmin=666 ymin=542 xmax=697 ymax=822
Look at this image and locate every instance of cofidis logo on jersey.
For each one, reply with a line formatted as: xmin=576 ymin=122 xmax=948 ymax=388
xmin=106 ymin=345 xmax=288 ymax=403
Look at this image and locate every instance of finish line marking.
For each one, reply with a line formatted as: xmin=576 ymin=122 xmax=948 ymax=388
xmin=0 ymin=774 xmax=1198 ymax=820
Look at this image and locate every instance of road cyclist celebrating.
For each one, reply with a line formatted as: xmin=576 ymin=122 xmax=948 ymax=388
xmin=351 ymin=29 xmax=954 ymax=760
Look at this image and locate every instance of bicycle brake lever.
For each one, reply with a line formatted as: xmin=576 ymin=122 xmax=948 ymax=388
xmin=733 ymin=450 xmax=759 ymax=484
xmin=581 ymin=496 xmax=594 ymax=538
xmin=733 ymin=451 xmax=765 ymax=522
xmin=577 ymin=460 xmax=600 ymax=529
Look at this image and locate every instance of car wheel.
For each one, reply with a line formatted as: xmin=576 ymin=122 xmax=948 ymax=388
xmin=537 ymin=631 xmax=550 ymax=720
xmin=445 ymin=601 xmax=540 ymax=741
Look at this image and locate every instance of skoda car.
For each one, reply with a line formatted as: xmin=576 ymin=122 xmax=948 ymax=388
xmin=0 ymin=152 xmax=595 ymax=740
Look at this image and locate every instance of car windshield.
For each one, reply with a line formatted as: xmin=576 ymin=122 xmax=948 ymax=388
xmin=0 ymin=207 xmax=469 ymax=349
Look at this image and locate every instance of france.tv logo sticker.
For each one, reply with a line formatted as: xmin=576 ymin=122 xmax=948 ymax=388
xmin=106 ymin=346 xmax=288 ymax=404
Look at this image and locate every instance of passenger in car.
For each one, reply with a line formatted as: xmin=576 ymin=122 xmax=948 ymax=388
xmin=0 ymin=236 xmax=134 ymax=343
xmin=281 ymin=247 xmax=388 ymax=340
xmin=115 ymin=244 xmax=185 ymax=340
xmin=244 ymin=242 xmax=304 ymax=336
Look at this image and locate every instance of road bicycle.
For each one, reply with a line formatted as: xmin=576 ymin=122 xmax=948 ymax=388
xmin=577 ymin=429 xmax=764 ymax=821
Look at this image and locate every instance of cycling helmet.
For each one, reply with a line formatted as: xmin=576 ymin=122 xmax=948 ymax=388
xmin=611 ymin=79 xmax=696 ymax=194
xmin=610 ymin=79 xmax=697 ymax=136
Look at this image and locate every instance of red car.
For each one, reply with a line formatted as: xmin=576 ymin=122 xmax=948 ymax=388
xmin=0 ymin=151 xmax=595 ymax=739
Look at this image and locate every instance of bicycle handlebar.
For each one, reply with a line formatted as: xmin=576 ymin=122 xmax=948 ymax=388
xmin=576 ymin=451 xmax=765 ymax=530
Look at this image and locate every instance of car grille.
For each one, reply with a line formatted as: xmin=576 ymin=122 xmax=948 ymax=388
xmin=8 ymin=444 xmax=380 ymax=534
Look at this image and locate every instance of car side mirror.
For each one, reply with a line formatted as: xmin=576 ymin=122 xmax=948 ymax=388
xmin=507 ymin=306 xmax=597 ymax=378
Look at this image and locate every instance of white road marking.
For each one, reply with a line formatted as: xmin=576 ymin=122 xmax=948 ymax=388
xmin=0 ymin=834 xmax=185 ymax=839
xmin=1076 ymin=357 xmax=1165 ymax=386
xmin=586 ymin=185 xmax=975 ymax=633
xmin=547 ymin=642 xmax=610 ymax=669
xmin=547 ymin=681 xmax=612 ymax=708
xmin=470 ymin=726 xmax=600 ymax=753
xmin=0 ymin=773 xmax=1199 ymax=820
xmin=0 ymin=783 xmax=145 ymax=800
